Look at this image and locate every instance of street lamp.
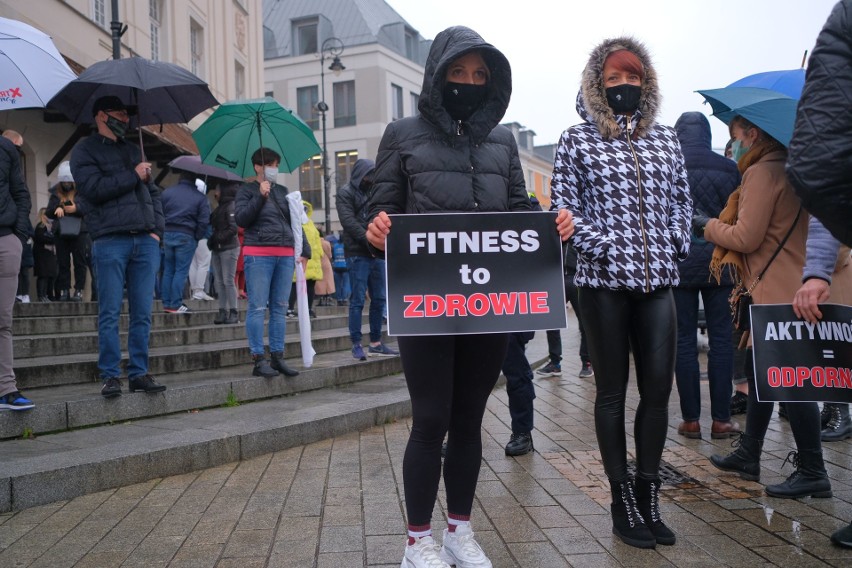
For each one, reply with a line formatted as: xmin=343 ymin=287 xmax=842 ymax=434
xmin=317 ymin=37 xmax=345 ymax=232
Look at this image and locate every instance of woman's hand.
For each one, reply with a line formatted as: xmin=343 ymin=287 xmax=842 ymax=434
xmin=367 ymin=211 xmax=391 ymax=251
xmin=299 ymin=256 xmax=308 ymax=271
xmin=54 ymin=207 xmax=64 ymax=218
xmin=792 ymin=278 xmax=830 ymax=323
xmin=259 ymin=180 xmax=271 ymax=198
xmin=555 ymin=208 xmax=574 ymax=241
xmin=64 ymin=203 xmax=77 ymax=214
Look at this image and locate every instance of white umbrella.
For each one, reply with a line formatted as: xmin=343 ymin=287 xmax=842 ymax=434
xmin=286 ymin=191 xmax=316 ymax=368
xmin=0 ymin=17 xmax=76 ymax=110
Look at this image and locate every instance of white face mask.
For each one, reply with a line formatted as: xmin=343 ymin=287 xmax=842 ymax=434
xmin=264 ymin=166 xmax=278 ymax=184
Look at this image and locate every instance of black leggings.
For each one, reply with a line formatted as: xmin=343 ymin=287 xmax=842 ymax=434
xmin=742 ymin=348 xmax=821 ymax=451
xmin=399 ymin=333 xmax=509 ymax=526
xmin=580 ymin=287 xmax=676 ymax=482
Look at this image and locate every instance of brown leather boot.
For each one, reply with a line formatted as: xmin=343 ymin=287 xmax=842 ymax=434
xmin=711 ymin=420 xmax=741 ymax=439
xmin=677 ymin=420 xmax=701 ymax=439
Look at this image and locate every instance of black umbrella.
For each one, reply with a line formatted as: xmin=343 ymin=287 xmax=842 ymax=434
xmin=168 ymin=155 xmax=243 ymax=182
xmin=47 ymin=57 xmax=218 ymax=158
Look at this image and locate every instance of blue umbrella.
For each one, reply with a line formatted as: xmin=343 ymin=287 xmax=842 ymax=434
xmin=697 ymin=68 xmax=805 ymax=147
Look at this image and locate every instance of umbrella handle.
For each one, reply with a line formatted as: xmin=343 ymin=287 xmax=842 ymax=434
xmin=133 ymin=88 xmax=147 ymax=162
xmin=256 ymin=110 xmax=263 ymax=167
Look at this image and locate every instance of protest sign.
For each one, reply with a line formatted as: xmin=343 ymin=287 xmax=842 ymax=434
xmin=752 ymin=303 xmax=852 ymax=403
xmin=385 ymin=211 xmax=567 ymax=335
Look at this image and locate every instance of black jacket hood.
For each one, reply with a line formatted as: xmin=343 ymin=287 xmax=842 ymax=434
xmin=349 ymin=158 xmax=375 ymax=192
xmin=674 ymin=111 xmax=713 ymax=150
xmin=418 ymin=26 xmax=512 ymax=143
xmin=579 ymin=36 xmax=661 ymax=140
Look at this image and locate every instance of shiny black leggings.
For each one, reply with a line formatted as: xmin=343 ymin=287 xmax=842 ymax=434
xmin=398 ymin=333 xmax=509 ymax=526
xmin=579 ymin=287 xmax=676 ymax=482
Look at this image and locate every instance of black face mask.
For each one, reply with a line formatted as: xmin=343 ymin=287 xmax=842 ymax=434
xmin=442 ymin=82 xmax=488 ymax=121
xmin=105 ymin=115 xmax=129 ymax=138
xmin=605 ymin=84 xmax=642 ymax=115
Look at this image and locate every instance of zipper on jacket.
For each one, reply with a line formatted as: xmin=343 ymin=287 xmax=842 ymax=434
xmin=455 ymin=120 xmax=462 ymax=136
xmin=625 ymin=117 xmax=652 ymax=293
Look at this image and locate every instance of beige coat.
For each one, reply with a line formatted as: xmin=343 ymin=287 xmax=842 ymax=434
xmin=315 ymin=238 xmax=336 ymax=296
xmin=704 ymin=150 xmax=808 ymax=306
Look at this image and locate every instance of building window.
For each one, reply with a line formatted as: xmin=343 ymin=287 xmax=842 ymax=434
xmin=92 ymin=0 xmax=106 ymax=28
xmin=296 ymin=86 xmax=319 ymax=130
xmin=333 ymin=81 xmax=356 ymax=127
xmin=264 ymin=90 xmax=274 ymax=98
xmin=235 ymin=62 xmax=245 ymax=100
xmin=293 ymin=18 xmax=318 ymax=56
xmin=190 ymin=19 xmax=204 ymax=79
xmin=335 ymin=150 xmax=359 ymax=187
xmin=411 ymin=92 xmax=420 ymax=116
xmin=149 ymin=0 xmax=162 ymax=61
xmin=299 ymin=155 xmax=323 ymax=209
xmin=405 ymin=28 xmax=417 ymax=60
xmin=391 ymin=84 xmax=403 ymax=121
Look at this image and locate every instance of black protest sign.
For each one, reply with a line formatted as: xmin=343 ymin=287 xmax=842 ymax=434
xmin=752 ymin=304 xmax=852 ymax=403
xmin=385 ymin=212 xmax=567 ymax=336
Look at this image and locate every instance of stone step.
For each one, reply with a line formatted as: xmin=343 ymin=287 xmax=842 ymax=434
xmin=0 ymin=346 xmax=403 ymax=440
xmin=0 ymin=374 xmax=411 ymax=513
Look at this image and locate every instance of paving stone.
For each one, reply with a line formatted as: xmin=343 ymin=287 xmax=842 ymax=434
xmin=319 ymin=524 xmax=364 ymax=553
xmin=167 ymin=543 xmax=222 ymax=568
xmin=221 ymin=528 xmax=274 ymax=558
xmin=505 ymin=540 xmax=571 ymax=567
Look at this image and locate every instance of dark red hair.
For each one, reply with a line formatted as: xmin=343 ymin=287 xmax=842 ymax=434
xmin=603 ymin=49 xmax=644 ymax=81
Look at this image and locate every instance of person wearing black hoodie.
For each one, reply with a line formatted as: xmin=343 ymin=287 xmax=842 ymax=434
xmin=366 ymin=26 xmax=573 ymax=568
xmin=672 ymin=112 xmax=741 ymax=441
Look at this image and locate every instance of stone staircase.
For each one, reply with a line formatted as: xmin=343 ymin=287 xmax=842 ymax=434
xmin=0 ymin=298 xmax=410 ymax=512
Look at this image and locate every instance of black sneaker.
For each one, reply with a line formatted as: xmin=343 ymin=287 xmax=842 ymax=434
xmin=129 ymin=374 xmax=167 ymax=393
xmin=730 ymin=391 xmax=748 ymax=416
xmin=505 ymin=432 xmax=534 ymax=456
xmin=101 ymin=377 xmax=123 ymax=398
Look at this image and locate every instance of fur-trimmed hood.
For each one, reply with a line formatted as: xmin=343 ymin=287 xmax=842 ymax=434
xmin=579 ymin=36 xmax=661 ymax=140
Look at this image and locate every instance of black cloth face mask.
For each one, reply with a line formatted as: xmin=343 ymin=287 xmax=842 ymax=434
xmin=442 ymin=82 xmax=488 ymax=121
xmin=106 ymin=115 xmax=129 ymax=139
xmin=605 ymin=84 xmax=642 ymax=115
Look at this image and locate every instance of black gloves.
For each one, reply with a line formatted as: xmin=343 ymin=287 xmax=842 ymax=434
xmin=691 ymin=209 xmax=711 ymax=240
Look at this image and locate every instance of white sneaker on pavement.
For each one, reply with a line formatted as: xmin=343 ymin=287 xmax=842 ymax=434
xmin=440 ymin=525 xmax=492 ymax=567
xmin=401 ymin=536 xmax=450 ymax=568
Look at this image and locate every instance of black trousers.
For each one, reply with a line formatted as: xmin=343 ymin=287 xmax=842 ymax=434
xmin=55 ymin=234 xmax=89 ymax=292
xmin=503 ymin=331 xmax=536 ymax=434
xmin=399 ymin=333 xmax=509 ymax=526
xmin=580 ymin=287 xmax=676 ymax=482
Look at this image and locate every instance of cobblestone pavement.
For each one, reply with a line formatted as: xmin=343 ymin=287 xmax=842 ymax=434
xmin=1 ymin=328 xmax=851 ymax=567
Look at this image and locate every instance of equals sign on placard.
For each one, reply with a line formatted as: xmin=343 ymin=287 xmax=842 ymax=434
xmin=823 ymin=349 xmax=835 ymax=359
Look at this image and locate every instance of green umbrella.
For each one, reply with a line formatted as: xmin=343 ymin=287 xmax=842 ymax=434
xmin=192 ymin=97 xmax=321 ymax=177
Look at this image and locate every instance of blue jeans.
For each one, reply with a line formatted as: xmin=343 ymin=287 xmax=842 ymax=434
xmin=347 ymin=256 xmax=386 ymax=344
xmin=673 ymin=286 xmax=735 ymax=422
xmin=244 ymin=255 xmax=294 ymax=355
xmin=161 ymin=231 xmax=197 ymax=309
xmin=333 ymin=269 xmax=350 ymax=302
xmin=93 ymin=234 xmax=160 ymax=380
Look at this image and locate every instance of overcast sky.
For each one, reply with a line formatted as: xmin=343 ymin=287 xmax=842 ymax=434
xmin=385 ymin=0 xmax=837 ymax=149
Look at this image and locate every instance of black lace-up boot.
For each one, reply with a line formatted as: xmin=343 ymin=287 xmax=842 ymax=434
xmin=610 ymin=479 xmax=656 ymax=549
xmin=634 ymin=476 xmax=675 ymax=545
xmin=822 ymin=404 xmax=852 ymax=442
xmin=710 ymin=432 xmax=762 ymax=481
xmin=765 ymin=450 xmax=832 ymax=499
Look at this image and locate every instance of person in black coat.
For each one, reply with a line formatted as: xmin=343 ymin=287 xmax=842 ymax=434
xmin=32 ymin=208 xmax=58 ymax=302
xmin=46 ymin=162 xmax=90 ymax=302
xmin=209 ymin=181 xmax=240 ymax=325
xmin=366 ymin=26 xmax=573 ymax=567
xmin=672 ymin=112 xmax=742 ymax=440
xmin=787 ymin=0 xmax=852 ymax=246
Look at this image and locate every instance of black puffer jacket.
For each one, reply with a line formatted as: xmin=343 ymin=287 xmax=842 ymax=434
xmin=71 ymin=134 xmax=164 ymax=240
xmin=368 ymin=26 xmax=531 ymax=225
xmin=0 ymin=136 xmax=31 ymax=239
xmin=787 ymin=0 xmax=852 ymax=246
xmin=336 ymin=158 xmax=375 ymax=258
xmin=209 ymin=182 xmax=239 ymax=252
xmin=674 ymin=112 xmax=740 ymax=287
xmin=234 ymin=180 xmax=310 ymax=258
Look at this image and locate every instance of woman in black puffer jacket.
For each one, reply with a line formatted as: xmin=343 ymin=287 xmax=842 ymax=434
xmin=209 ymin=181 xmax=240 ymax=325
xmin=367 ymin=26 xmax=572 ymax=568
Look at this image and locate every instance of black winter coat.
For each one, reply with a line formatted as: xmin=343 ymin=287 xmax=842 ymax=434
xmin=46 ymin=183 xmax=88 ymax=234
xmin=33 ymin=222 xmax=58 ymax=278
xmin=0 ymin=136 xmax=31 ymax=239
xmin=674 ymin=112 xmax=740 ymax=287
xmin=787 ymin=0 xmax=852 ymax=246
xmin=209 ymin=183 xmax=239 ymax=252
xmin=70 ymin=134 xmax=164 ymax=240
xmin=234 ymin=180 xmax=310 ymax=258
xmin=336 ymin=158 xmax=374 ymax=258
xmin=368 ymin=26 xmax=531 ymax=227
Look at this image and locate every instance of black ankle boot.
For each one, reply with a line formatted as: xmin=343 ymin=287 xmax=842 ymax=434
xmin=710 ymin=432 xmax=762 ymax=481
xmin=214 ymin=309 xmax=227 ymax=324
xmin=270 ymin=352 xmax=299 ymax=376
xmin=225 ymin=309 xmax=239 ymax=324
xmin=765 ymin=449 xmax=832 ymax=499
xmin=822 ymin=404 xmax=852 ymax=442
xmin=634 ymin=476 xmax=675 ymax=545
xmin=610 ymin=479 xmax=656 ymax=549
xmin=252 ymin=354 xmax=279 ymax=378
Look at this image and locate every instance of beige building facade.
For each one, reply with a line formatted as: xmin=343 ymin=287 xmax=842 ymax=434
xmin=0 ymin=0 xmax=264 ymax=213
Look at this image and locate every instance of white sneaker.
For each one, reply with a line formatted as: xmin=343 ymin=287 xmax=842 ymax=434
xmin=440 ymin=526 xmax=492 ymax=568
xmin=192 ymin=290 xmax=215 ymax=301
xmin=401 ymin=536 xmax=450 ymax=568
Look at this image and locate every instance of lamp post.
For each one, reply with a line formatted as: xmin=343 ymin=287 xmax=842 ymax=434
xmin=317 ymin=37 xmax=345 ymax=232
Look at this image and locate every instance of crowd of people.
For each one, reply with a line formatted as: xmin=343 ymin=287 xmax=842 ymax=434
xmin=2 ymin=1 xmax=851 ymax=565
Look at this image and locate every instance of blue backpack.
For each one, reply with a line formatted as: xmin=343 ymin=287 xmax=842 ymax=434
xmin=332 ymin=241 xmax=347 ymax=271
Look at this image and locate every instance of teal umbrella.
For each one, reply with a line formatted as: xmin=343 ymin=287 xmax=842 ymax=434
xmin=192 ymin=97 xmax=321 ymax=177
